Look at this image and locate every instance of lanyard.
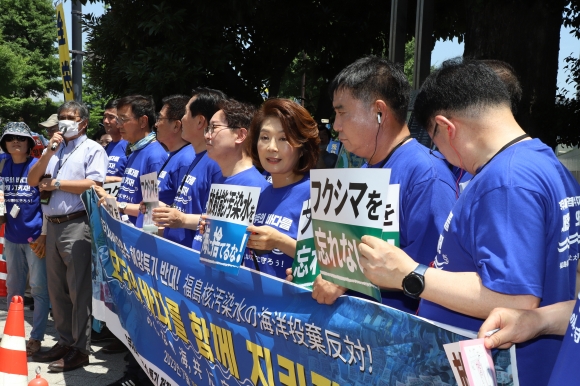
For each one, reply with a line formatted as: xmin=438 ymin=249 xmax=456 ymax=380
xmin=375 ymin=135 xmax=413 ymax=169
xmin=171 ymin=150 xmax=207 ymax=208
xmin=55 ymin=139 xmax=87 ymax=177
xmin=475 ymin=134 xmax=530 ymax=175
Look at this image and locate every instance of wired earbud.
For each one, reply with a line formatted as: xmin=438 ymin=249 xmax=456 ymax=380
xmin=377 ymin=112 xmax=382 ymax=124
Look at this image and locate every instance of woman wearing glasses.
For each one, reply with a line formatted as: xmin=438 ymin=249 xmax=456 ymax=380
xmin=244 ymin=99 xmax=319 ymax=279
xmin=0 ymin=122 xmax=49 ymax=356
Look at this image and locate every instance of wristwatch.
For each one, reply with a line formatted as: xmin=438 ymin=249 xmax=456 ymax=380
xmin=118 ymin=202 xmax=128 ymax=214
xmin=54 ymin=180 xmax=61 ymax=190
xmin=402 ymin=263 xmax=428 ymax=299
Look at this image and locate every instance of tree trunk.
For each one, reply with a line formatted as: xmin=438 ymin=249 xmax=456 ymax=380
xmin=463 ymin=0 xmax=566 ymax=148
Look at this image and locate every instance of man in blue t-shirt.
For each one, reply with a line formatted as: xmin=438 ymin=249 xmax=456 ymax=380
xmin=152 ymin=88 xmax=226 ymax=248
xmin=309 ymin=56 xmax=457 ymax=314
xmin=135 ymin=94 xmax=194 ymax=229
xmin=96 ymin=95 xmax=168 ymax=224
xmin=356 ymin=59 xmax=580 ymax=386
xmin=102 ymin=99 xmax=128 ymax=182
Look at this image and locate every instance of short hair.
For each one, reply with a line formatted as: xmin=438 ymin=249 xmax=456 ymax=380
xmin=116 ymin=95 xmax=156 ymax=130
xmin=57 ymin=101 xmax=90 ymax=122
xmin=104 ymin=98 xmax=118 ymax=110
xmin=189 ymin=87 xmax=228 ymax=123
xmin=219 ymin=99 xmax=256 ymax=130
xmin=218 ymin=99 xmax=256 ymax=155
xmin=480 ymin=59 xmax=522 ymax=114
xmin=248 ymin=99 xmax=320 ymax=174
xmin=414 ymin=58 xmax=511 ymax=130
xmin=329 ymin=56 xmax=410 ymax=124
xmin=161 ymin=94 xmax=189 ymax=120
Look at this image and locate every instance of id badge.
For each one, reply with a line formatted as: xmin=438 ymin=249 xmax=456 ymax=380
xmin=10 ymin=204 xmax=20 ymax=218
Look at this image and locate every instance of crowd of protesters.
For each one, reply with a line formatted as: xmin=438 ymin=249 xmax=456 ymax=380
xmin=1 ymin=55 xmax=579 ymax=386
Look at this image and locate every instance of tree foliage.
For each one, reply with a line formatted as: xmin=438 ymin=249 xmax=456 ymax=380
xmin=0 ymin=0 xmax=60 ymax=128
xmin=82 ymin=0 xmax=579 ymax=145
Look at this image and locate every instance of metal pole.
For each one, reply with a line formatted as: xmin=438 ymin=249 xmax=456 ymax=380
xmin=413 ymin=0 xmax=434 ymax=89
xmin=71 ymin=0 xmax=83 ymax=102
xmin=388 ymin=0 xmax=408 ymax=65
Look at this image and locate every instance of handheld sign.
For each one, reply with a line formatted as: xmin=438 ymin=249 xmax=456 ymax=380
xmin=291 ymin=199 xmax=319 ymax=288
xmin=200 ymin=183 xmax=261 ymax=275
xmin=310 ymin=169 xmax=391 ymax=301
xmin=139 ymin=172 xmax=159 ymax=233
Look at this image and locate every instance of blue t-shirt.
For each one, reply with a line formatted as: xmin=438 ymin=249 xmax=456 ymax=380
xmin=105 ymin=139 xmax=128 ymax=177
xmin=191 ymin=166 xmax=270 ymax=253
xmin=547 ymin=294 xmax=580 ymax=386
xmin=136 ymin=145 xmax=195 ymax=229
xmin=244 ymin=175 xmax=310 ymax=278
xmin=118 ymin=140 xmax=168 ymax=224
xmin=365 ymin=139 xmax=456 ymax=313
xmin=418 ymin=139 xmax=580 ymax=386
xmin=1 ymin=157 xmax=42 ymax=243
xmin=163 ymin=151 xmax=222 ymax=247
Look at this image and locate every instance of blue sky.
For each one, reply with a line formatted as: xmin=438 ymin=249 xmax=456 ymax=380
xmin=64 ymin=1 xmax=579 ymax=95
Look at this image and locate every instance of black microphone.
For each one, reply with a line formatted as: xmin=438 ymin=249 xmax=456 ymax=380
xmin=50 ymin=127 xmax=67 ymax=150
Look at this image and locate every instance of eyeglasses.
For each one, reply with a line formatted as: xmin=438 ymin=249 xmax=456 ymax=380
xmin=115 ymin=115 xmax=135 ymax=125
xmin=58 ymin=115 xmax=80 ymax=121
xmin=5 ymin=135 xmax=28 ymax=142
xmin=204 ymin=124 xmax=240 ymax=136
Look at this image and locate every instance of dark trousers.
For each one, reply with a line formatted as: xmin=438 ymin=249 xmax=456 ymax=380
xmin=46 ymin=216 xmax=93 ymax=354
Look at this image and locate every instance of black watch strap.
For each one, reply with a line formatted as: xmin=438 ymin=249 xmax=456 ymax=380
xmin=402 ymin=263 xmax=428 ymax=299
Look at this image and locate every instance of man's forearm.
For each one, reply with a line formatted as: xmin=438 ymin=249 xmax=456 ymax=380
xmin=60 ymin=179 xmax=103 ymax=194
xmin=28 ymin=152 xmax=53 ymax=186
xmin=421 ymin=269 xmax=541 ymax=319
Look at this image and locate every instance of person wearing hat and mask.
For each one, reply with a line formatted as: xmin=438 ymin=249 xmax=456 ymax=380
xmin=28 ymin=101 xmax=107 ymax=371
xmin=37 ymin=114 xmax=59 ymax=147
xmin=0 ymin=122 xmax=49 ymax=357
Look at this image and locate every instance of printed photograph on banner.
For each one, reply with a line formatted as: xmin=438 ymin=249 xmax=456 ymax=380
xmin=104 ymin=197 xmax=121 ymax=220
xmin=140 ymin=172 xmax=159 ymax=233
xmin=310 ymin=169 xmax=391 ymax=301
xmin=103 ymin=181 xmax=121 ymax=197
xmin=291 ymin=199 xmax=319 ymax=288
xmin=199 ymin=183 xmax=261 ymax=274
xmin=381 ymin=184 xmax=400 ymax=246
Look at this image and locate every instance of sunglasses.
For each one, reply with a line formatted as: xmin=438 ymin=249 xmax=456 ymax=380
xmin=4 ymin=135 xmax=28 ymax=142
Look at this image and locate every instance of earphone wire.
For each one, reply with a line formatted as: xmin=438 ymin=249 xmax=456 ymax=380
xmin=368 ymin=121 xmax=381 ymax=166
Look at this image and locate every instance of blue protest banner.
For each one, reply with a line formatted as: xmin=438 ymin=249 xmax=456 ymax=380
xmin=84 ymin=189 xmax=518 ymax=386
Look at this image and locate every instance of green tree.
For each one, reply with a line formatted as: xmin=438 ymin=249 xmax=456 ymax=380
xmin=0 ymin=0 xmax=60 ymax=128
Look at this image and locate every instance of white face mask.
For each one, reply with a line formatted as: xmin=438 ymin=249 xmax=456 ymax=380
xmin=58 ymin=120 xmax=82 ymax=138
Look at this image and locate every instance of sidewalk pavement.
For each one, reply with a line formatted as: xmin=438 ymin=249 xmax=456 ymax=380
xmin=0 ymin=296 xmax=125 ymax=385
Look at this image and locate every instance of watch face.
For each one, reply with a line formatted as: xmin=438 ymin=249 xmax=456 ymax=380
xmin=404 ymin=274 xmax=423 ymax=296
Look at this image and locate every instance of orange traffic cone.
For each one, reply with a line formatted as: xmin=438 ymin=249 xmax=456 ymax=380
xmin=0 ymin=295 xmax=28 ymax=385
xmin=28 ymin=367 xmax=48 ymax=386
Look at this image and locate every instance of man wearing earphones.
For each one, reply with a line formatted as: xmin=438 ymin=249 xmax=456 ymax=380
xmin=28 ymin=101 xmax=107 ymax=371
xmin=306 ymin=56 xmax=457 ymax=314
xmin=356 ymin=59 xmax=580 ymax=386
